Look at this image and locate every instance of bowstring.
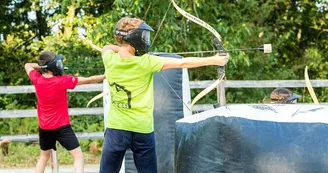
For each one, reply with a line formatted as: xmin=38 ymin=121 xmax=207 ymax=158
xmin=151 ymin=1 xmax=192 ymax=112
xmin=160 ymin=73 xmax=191 ymax=112
xmin=150 ymin=2 xmax=172 ymax=48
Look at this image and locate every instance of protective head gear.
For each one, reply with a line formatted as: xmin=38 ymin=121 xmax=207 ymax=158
xmin=115 ymin=23 xmax=154 ymax=56
xmin=40 ymin=55 xmax=64 ymax=76
xmin=270 ymin=88 xmax=300 ymax=104
xmin=285 ymin=93 xmax=301 ymax=103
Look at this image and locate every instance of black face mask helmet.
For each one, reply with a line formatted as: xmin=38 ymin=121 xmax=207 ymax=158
xmin=285 ymin=93 xmax=301 ymax=103
xmin=40 ymin=55 xmax=64 ymax=76
xmin=270 ymin=88 xmax=301 ymax=104
xmin=115 ymin=23 xmax=154 ymax=56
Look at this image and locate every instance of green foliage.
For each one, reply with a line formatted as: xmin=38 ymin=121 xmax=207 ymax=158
xmin=0 ymin=143 xmax=39 ymax=167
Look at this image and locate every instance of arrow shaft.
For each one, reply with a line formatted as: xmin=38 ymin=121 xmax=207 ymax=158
xmin=158 ymin=47 xmax=262 ymax=55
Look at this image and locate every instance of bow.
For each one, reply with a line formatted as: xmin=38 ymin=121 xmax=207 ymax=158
xmin=171 ymin=0 xmax=227 ymax=108
xmin=304 ymin=66 xmax=319 ymax=104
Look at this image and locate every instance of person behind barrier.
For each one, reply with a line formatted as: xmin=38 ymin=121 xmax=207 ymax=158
xmin=270 ymin=88 xmax=300 ymax=104
xmin=99 ymin=16 xmax=230 ymax=173
xmin=24 ymin=51 xmax=105 ymax=173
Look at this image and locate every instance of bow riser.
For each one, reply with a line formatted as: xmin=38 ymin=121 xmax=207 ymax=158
xmin=171 ymin=0 xmax=227 ymax=108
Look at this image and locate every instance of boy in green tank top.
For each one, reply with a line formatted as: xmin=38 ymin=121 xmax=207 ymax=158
xmin=99 ymin=17 xmax=229 ymax=173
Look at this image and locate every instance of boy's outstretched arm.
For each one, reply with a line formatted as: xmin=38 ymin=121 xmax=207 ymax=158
xmin=161 ymin=53 xmax=230 ymax=71
xmin=77 ymin=75 xmax=106 ymax=85
xmin=24 ymin=63 xmax=40 ymax=75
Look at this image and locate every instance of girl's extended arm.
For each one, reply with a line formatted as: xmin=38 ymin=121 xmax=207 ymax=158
xmin=77 ymin=75 xmax=106 ymax=85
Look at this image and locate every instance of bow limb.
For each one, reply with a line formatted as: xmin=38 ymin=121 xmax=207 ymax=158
xmin=304 ymin=66 xmax=319 ymax=104
xmin=190 ymin=73 xmax=225 ymax=107
xmin=171 ymin=0 xmax=226 ymax=108
xmin=87 ymin=91 xmax=109 ymax=107
xmin=84 ymin=40 xmax=108 ymax=107
xmin=171 ymin=0 xmax=223 ymax=42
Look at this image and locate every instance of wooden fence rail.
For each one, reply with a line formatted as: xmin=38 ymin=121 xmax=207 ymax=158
xmin=1 ymin=79 xmax=327 ymax=172
xmin=1 ymin=79 xmax=327 ymax=118
xmin=0 ymin=108 xmax=103 ymax=118
xmin=1 ymin=79 xmax=328 ymax=141
xmin=2 ymin=80 xmax=328 ymax=94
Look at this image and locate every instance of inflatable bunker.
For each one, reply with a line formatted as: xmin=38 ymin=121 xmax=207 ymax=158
xmin=175 ymin=104 xmax=328 ymax=173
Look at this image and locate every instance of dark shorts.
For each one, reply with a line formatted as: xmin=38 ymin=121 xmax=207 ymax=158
xmin=39 ymin=124 xmax=80 ymax=151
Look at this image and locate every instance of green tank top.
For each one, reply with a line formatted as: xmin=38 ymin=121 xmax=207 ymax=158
xmin=102 ymin=51 xmax=164 ymax=133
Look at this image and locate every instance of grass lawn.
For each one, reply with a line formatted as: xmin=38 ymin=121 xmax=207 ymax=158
xmin=0 ymin=140 xmax=102 ymax=168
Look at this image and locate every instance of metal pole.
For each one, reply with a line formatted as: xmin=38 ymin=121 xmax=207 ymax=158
xmin=51 ymin=149 xmax=58 ymax=173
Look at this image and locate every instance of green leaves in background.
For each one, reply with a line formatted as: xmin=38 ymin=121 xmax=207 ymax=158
xmin=0 ymin=0 xmax=327 ymax=163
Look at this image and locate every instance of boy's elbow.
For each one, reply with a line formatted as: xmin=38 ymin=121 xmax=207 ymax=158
xmin=24 ymin=63 xmax=34 ymax=71
xmin=24 ymin=63 xmax=30 ymax=68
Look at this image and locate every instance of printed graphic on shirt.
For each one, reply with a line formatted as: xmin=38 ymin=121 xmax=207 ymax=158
xmin=109 ymin=82 xmax=132 ymax=108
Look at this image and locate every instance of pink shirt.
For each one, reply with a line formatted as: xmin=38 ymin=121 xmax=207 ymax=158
xmin=29 ymin=70 xmax=78 ymax=130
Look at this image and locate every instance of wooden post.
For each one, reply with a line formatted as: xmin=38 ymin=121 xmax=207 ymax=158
xmin=51 ymin=149 xmax=58 ymax=173
xmin=216 ymin=67 xmax=226 ymax=107
xmin=217 ymin=81 xmax=226 ymax=106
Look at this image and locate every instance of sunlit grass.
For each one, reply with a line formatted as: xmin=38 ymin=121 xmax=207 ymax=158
xmin=0 ymin=140 xmax=102 ymax=168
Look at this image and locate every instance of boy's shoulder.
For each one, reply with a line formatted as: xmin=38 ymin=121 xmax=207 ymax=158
xmin=29 ymin=69 xmax=40 ymax=75
xmin=60 ymin=74 xmax=78 ymax=84
xmin=28 ymin=69 xmax=41 ymax=81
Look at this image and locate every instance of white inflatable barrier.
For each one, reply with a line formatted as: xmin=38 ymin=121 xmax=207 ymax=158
xmin=175 ymin=104 xmax=328 ymax=173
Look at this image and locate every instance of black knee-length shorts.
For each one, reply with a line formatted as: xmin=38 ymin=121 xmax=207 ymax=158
xmin=39 ymin=124 xmax=80 ymax=151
